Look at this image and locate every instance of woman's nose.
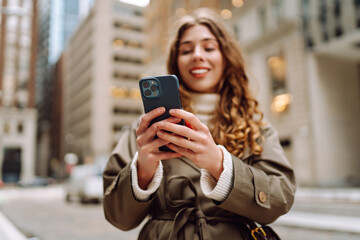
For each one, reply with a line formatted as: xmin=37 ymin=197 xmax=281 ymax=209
xmin=192 ymin=46 xmax=204 ymax=61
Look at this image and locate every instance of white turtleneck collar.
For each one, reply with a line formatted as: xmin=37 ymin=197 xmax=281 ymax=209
xmin=188 ymin=92 xmax=220 ymax=126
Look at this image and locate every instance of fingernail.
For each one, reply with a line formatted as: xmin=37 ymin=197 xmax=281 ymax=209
xmin=158 ymin=122 xmax=164 ymax=127
xmin=169 ymin=109 xmax=175 ymax=114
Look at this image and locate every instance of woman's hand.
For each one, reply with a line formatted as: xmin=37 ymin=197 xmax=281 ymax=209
xmin=136 ymin=107 xmax=182 ymax=189
xmin=156 ymin=109 xmax=223 ymax=180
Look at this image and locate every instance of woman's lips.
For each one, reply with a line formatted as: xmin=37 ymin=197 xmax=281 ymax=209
xmin=190 ymin=68 xmax=209 ymax=78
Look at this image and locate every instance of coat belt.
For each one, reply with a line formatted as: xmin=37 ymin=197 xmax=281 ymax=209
xmin=151 ymin=175 xmax=249 ymax=240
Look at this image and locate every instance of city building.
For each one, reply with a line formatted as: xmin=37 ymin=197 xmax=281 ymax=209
xmin=230 ymin=0 xmax=360 ymax=187
xmin=62 ymin=0 xmax=146 ymax=163
xmin=300 ymin=0 xmax=360 ymax=186
xmin=144 ymin=0 xmax=360 ymax=187
xmin=35 ymin=0 xmax=94 ymax=176
xmin=229 ymin=0 xmax=315 ymax=186
xmin=0 ymin=0 xmax=37 ymax=182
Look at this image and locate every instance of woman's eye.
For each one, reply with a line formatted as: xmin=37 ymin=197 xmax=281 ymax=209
xmin=205 ymin=48 xmax=215 ymax=52
xmin=180 ymin=50 xmax=192 ymax=55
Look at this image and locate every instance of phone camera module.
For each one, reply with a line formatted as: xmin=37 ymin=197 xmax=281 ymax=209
xmin=144 ymin=90 xmax=151 ymax=96
xmin=150 ymin=85 xmax=158 ymax=91
xmin=142 ymin=81 xmax=150 ymax=88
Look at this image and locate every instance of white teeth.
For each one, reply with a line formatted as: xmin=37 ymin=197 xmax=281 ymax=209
xmin=191 ymin=69 xmax=208 ymax=74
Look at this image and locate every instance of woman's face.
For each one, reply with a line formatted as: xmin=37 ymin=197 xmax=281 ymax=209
xmin=177 ymin=24 xmax=224 ymax=93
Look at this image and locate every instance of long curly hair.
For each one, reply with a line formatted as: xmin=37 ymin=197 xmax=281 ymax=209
xmin=167 ymin=8 xmax=264 ymax=158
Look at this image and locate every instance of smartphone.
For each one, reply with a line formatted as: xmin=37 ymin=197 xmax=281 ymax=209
xmin=139 ymin=75 xmax=185 ymax=151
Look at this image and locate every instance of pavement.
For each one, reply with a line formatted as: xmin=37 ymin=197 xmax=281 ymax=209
xmin=275 ymin=187 xmax=360 ymax=234
xmin=1 ymin=187 xmax=360 ymax=239
xmin=0 ymin=211 xmax=27 ymax=240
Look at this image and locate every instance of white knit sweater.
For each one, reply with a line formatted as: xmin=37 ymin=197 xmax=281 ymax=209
xmin=131 ymin=92 xmax=234 ymax=202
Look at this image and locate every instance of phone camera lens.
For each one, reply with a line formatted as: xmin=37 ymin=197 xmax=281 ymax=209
xmin=150 ymin=85 xmax=158 ymax=91
xmin=142 ymin=81 xmax=150 ymax=88
xmin=144 ymin=90 xmax=151 ymax=96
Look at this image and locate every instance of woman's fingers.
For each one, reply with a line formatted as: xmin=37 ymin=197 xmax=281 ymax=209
xmin=169 ymin=109 xmax=205 ymax=131
xmin=157 ymin=129 xmax=201 ymax=152
xmin=138 ymin=137 xmax=182 ymax=161
xmin=137 ymin=117 xmax=182 ymax=147
xmin=136 ymin=107 xmax=165 ymax=136
xmin=156 ymin=151 xmax=183 ymax=160
xmin=166 ymin=143 xmax=194 ymax=160
xmin=157 ymin=120 xmax=198 ymax=142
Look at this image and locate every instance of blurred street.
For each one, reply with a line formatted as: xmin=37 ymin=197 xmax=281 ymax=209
xmin=1 ymin=1 xmax=360 ymax=240
xmin=0 ymin=185 xmax=143 ymax=240
xmin=1 ymin=185 xmax=360 ymax=240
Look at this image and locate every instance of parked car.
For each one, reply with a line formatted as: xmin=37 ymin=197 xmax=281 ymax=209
xmin=65 ymin=164 xmax=103 ymax=204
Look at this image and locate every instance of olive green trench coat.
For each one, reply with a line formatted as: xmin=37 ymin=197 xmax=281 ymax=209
xmin=103 ymin=120 xmax=296 ymax=240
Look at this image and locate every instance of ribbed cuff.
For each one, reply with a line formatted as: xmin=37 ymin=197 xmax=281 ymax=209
xmin=200 ymin=145 xmax=234 ymax=202
xmin=130 ymin=152 xmax=163 ymax=201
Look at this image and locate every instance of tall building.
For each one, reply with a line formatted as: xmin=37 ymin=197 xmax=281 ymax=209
xmin=229 ymin=0 xmax=314 ymax=186
xmin=230 ymin=0 xmax=360 ymax=187
xmin=145 ymin=0 xmax=360 ymax=187
xmin=0 ymin=0 xmax=37 ymax=182
xmin=300 ymin=0 xmax=360 ymax=186
xmin=36 ymin=0 xmax=94 ymax=176
xmin=63 ymin=0 xmax=146 ymax=162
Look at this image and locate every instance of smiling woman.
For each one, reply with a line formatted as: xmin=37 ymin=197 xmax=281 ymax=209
xmin=103 ymin=8 xmax=296 ymax=240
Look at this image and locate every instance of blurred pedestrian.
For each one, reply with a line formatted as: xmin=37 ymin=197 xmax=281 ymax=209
xmin=103 ymin=8 xmax=296 ymax=240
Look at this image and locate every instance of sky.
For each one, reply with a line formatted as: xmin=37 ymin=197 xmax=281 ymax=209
xmin=119 ymin=0 xmax=150 ymax=7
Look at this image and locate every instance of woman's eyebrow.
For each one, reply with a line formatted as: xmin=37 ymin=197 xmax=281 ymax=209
xmin=179 ymin=38 xmax=218 ymax=46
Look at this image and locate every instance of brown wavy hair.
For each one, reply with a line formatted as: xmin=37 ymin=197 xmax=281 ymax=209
xmin=167 ymin=8 xmax=264 ymax=158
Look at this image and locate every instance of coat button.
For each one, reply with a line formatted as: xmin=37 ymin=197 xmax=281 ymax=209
xmin=258 ymin=191 xmax=267 ymax=203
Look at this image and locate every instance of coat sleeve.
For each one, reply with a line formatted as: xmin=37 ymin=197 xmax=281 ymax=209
xmin=218 ymin=123 xmax=296 ymax=225
xmin=102 ymin=120 xmax=155 ymax=231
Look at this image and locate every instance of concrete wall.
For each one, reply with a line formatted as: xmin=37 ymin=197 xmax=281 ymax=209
xmin=91 ymin=0 xmax=113 ymax=157
xmin=246 ymin=28 xmax=314 ymax=186
xmin=308 ymin=54 xmax=360 ymax=186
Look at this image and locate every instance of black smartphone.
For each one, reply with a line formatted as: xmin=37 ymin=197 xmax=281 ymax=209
xmin=139 ymin=75 xmax=185 ymax=151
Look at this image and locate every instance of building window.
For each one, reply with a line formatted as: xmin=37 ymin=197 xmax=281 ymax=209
xmin=302 ymin=0 xmax=314 ymax=48
xmin=112 ymin=39 xmax=124 ymax=49
xmin=272 ymin=0 xmax=284 ymax=25
xmin=233 ymin=24 xmax=241 ymax=41
xmin=112 ymin=38 xmax=143 ymax=49
xmin=109 ymin=85 xmax=141 ymax=100
xmin=17 ymin=122 xmax=24 ymax=133
xmin=319 ymin=0 xmax=329 ymax=42
xmin=113 ymin=55 xmax=143 ymax=64
xmin=355 ymin=0 xmax=360 ymax=28
xmin=112 ymin=106 xmax=142 ymax=115
xmin=3 ymin=123 xmax=11 ymax=134
xmin=113 ymin=22 xmax=142 ymax=32
xmin=268 ymin=53 xmax=286 ymax=95
xmin=113 ymin=71 xmax=139 ymax=81
xmin=258 ymin=5 xmax=267 ymax=34
xmin=267 ymin=53 xmax=292 ymax=113
xmin=113 ymin=125 xmax=123 ymax=132
xmin=334 ymin=0 xmax=343 ymax=37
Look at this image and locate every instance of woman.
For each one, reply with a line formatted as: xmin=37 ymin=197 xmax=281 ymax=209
xmin=103 ymin=8 xmax=296 ymax=240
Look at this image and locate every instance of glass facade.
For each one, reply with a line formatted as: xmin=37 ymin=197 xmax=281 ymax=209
xmin=36 ymin=0 xmax=94 ymax=115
